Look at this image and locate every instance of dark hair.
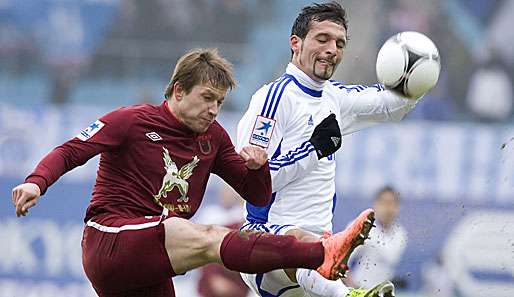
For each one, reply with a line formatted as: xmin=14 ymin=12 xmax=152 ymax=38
xmin=164 ymin=48 xmax=236 ymax=99
xmin=291 ymin=1 xmax=348 ymax=39
xmin=375 ymin=185 xmax=400 ymax=203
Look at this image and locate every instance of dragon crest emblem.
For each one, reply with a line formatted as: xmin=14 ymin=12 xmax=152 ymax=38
xmin=154 ymin=147 xmax=199 ymax=203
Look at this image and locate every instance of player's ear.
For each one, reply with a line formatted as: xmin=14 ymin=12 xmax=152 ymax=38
xmin=290 ymin=35 xmax=301 ymax=55
xmin=173 ymin=82 xmax=184 ymax=101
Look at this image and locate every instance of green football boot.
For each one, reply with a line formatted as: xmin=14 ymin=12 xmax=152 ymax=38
xmin=346 ymin=281 xmax=395 ymax=297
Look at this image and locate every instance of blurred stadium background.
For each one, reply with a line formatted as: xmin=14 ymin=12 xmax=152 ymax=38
xmin=1 ymin=0 xmax=513 ymax=297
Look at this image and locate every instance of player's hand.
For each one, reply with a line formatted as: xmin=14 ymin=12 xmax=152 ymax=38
xmin=12 ymin=183 xmax=41 ymax=217
xmin=309 ymin=113 xmax=342 ymax=159
xmin=240 ymin=146 xmax=268 ymax=170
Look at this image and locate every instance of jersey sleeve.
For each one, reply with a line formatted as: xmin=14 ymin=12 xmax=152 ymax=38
xmin=25 ymin=107 xmax=134 ymax=194
xmin=236 ymin=82 xmax=318 ymax=193
xmin=236 ymin=86 xmax=283 ymax=154
xmin=332 ymin=82 xmax=418 ymax=135
xmin=212 ymin=128 xmax=272 ymax=207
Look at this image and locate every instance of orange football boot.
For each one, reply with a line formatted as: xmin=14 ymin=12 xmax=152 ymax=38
xmin=316 ymin=208 xmax=375 ymax=280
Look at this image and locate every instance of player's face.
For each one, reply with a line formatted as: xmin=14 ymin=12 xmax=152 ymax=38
xmin=374 ymin=192 xmax=400 ymax=227
xmin=176 ymin=83 xmax=226 ymax=133
xmin=290 ymin=20 xmax=346 ymax=81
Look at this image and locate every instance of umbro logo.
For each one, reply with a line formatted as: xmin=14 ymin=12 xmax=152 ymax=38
xmin=308 ymin=115 xmax=314 ymax=126
xmin=146 ymin=132 xmax=162 ymax=141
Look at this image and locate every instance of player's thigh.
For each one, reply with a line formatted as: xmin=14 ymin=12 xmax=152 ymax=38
xmin=82 ymin=217 xmax=174 ymax=294
xmin=162 ymin=216 xmax=231 ymax=274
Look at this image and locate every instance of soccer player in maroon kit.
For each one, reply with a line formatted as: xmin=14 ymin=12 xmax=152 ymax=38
xmin=11 ymin=48 xmax=373 ymax=297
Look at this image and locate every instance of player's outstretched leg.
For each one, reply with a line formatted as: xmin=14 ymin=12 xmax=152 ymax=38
xmin=164 ymin=217 xmax=326 ymax=275
xmin=346 ymin=281 xmax=395 ymax=297
xmin=163 ymin=211 xmax=374 ymax=280
xmin=316 ymin=208 xmax=375 ymax=280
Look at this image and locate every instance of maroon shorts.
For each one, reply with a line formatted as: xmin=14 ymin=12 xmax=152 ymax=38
xmin=82 ymin=215 xmax=176 ymax=297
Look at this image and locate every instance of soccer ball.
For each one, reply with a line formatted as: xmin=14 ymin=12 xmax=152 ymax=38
xmin=376 ymin=31 xmax=441 ymax=99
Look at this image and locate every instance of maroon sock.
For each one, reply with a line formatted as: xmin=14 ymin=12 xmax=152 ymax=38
xmin=219 ymin=230 xmax=324 ymax=273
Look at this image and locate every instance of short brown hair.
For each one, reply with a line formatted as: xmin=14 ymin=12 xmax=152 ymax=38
xmin=164 ymin=48 xmax=236 ymax=99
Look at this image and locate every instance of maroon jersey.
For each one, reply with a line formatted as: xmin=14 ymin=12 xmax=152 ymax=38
xmin=25 ymin=101 xmax=271 ymax=222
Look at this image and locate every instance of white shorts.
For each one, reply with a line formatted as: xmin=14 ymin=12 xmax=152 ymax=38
xmin=239 ymin=222 xmax=307 ymax=297
xmin=239 ymin=221 xmax=298 ymax=235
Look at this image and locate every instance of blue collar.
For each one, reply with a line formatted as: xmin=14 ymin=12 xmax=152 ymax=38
xmin=284 ymin=74 xmax=323 ymax=98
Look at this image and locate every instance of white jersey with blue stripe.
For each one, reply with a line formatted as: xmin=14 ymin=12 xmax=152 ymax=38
xmin=236 ymin=63 xmax=416 ymax=234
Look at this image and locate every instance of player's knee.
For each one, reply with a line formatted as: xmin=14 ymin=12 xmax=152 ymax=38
xmin=197 ymin=224 xmax=231 ymax=259
xmin=163 ymin=218 xmax=229 ymax=261
xmin=179 ymin=224 xmax=230 ymax=262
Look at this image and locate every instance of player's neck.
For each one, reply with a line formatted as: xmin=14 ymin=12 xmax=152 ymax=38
xmin=165 ymin=99 xmax=191 ymax=131
xmin=287 ymin=62 xmax=326 ymax=90
xmin=165 ymin=99 xmax=179 ymax=119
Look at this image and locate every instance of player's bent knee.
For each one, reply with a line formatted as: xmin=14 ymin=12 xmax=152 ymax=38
xmin=198 ymin=224 xmax=232 ymax=259
xmin=162 ymin=217 xmax=231 ymax=267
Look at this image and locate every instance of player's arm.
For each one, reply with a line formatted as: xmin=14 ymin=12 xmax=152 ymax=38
xmin=236 ymin=91 xmax=340 ymax=192
xmin=213 ymin=129 xmax=272 ymax=207
xmin=267 ymin=114 xmax=341 ymax=192
xmin=12 ymin=107 xmax=133 ymax=217
xmin=335 ymin=83 xmax=418 ymax=135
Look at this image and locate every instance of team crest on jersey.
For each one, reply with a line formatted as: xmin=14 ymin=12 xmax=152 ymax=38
xmin=250 ymin=115 xmax=276 ymax=148
xmin=197 ymin=134 xmax=212 ymax=155
xmin=77 ymin=120 xmax=105 ymax=141
xmin=153 ymin=147 xmax=200 ymax=206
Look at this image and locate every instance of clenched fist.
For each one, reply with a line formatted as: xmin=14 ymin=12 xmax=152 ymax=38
xmin=239 ymin=146 xmax=268 ymax=170
xmin=12 ymin=183 xmax=41 ymax=217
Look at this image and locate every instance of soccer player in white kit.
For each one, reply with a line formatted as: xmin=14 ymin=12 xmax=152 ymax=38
xmin=236 ymin=2 xmax=420 ymax=297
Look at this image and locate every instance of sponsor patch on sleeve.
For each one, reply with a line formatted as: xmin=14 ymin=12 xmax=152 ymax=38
xmin=249 ymin=115 xmax=276 ymax=148
xmin=76 ymin=120 xmax=105 ymax=141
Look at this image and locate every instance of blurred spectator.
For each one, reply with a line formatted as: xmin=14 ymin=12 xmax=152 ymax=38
xmin=385 ymin=0 xmax=436 ymax=36
xmin=197 ymin=261 xmax=249 ymax=297
xmin=194 ymin=181 xmax=244 ymax=226
xmin=380 ymin=0 xmax=470 ymax=118
xmin=41 ymin=1 xmax=119 ymax=104
xmin=1 ymin=0 xmax=512 ymax=114
xmin=347 ymin=186 xmax=408 ymax=289
xmin=421 ymin=254 xmax=455 ymax=297
xmin=459 ymin=0 xmax=502 ymax=25
xmin=466 ymin=49 xmax=513 ymax=122
xmin=195 ymin=182 xmax=248 ymax=297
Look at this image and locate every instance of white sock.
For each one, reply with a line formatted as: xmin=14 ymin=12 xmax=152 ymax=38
xmin=296 ymin=268 xmax=350 ymax=297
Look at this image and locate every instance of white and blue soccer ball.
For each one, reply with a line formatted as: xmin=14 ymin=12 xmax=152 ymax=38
xmin=376 ymin=31 xmax=441 ymax=99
